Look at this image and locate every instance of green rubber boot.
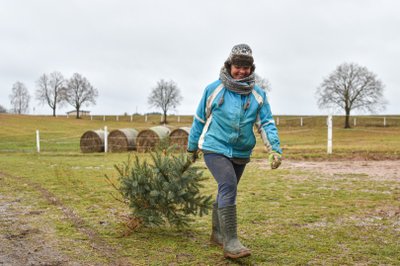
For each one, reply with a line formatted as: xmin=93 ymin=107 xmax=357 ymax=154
xmin=210 ymin=202 xmax=223 ymax=246
xmin=218 ymin=205 xmax=251 ymax=259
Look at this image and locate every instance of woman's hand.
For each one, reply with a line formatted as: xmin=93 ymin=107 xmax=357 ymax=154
xmin=269 ymin=152 xmax=282 ymax=169
xmin=187 ymin=150 xmax=199 ymax=163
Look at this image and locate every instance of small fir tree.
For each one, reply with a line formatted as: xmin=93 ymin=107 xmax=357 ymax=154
xmin=111 ymin=149 xmax=212 ymax=229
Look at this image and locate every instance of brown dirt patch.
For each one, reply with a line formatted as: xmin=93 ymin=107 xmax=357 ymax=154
xmin=281 ymin=160 xmax=400 ymax=181
xmin=0 ymin=172 xmax=132 ymax=266
xmin=254 ymin=159 xmax=400 ymax=181
xmin=0 ymin=193 xmax=71 ymax=265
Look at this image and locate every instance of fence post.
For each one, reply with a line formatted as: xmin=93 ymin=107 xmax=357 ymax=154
xmin=103 ymin=115 xmax=106 ymax=121
xmin=384 ymin=117 xmax=386 ymax=127
xmin=300 ymin=117 xmax=303 ymax=127
xmin=104 ymin=126 xmax=108 ymax=153
xmin=177 ymin=116 xmax=180 ymax=123
xmin=276 ymin=117 xmax=279 ymax=126
xmin=36 ymin=130 xmax=40 ymax=153
xmin=145 ymin=115 xmax=148 ymax=122
xmin=130 ymin=115 xmax=133 ymax=122
xmin=160 ymin=115 xmax=163 ymax=123
xmin=354 ymin=117 xmax=357 ymax=127
xmin=327 ymin=115 xmax=333 ymax=154
xmin=116 ymin=115 xmax=119 ymax=121
xmin=91 ymin=115 xmax=93 ymax=121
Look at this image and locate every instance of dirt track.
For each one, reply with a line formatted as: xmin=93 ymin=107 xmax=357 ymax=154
xmin=0 ymin=172 xmax=131 ymax=266
xmin=0 ymin=187 xmax=71 ymax=265
xmin=280 ymin=160 xmax=400 ymax=181
xmin=1 ymin=160 xmax=399 ymax=265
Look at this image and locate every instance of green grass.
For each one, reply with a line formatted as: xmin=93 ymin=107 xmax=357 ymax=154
xmin=1 ymin=114 xmax=400 ymax=159
xmin=1 ymin=154 xmax=399 ymax=264
xmin=0 ymin=114 xmax=400 ymax=265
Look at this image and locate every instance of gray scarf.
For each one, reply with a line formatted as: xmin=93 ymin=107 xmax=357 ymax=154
xmin=219 ymin=66 xmax=255 ymax=95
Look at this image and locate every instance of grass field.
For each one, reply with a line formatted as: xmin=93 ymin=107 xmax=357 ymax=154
xmin=0 ymin=114 xmax=399 ymax=265
xmin=1 ymin=114 xmax=399 ymax=159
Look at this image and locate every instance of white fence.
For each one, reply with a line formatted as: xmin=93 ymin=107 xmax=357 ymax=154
xmin=1 ymin=115 xmax=399 ymax=154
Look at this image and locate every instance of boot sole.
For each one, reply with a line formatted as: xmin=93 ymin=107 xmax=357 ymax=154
xmin=224 ymin=250 xmax=251 ymax=259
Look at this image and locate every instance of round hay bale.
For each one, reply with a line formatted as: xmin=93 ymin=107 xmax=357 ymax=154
xmin=108 ymin=128 xmax=138 ymax=152
xmin=169 ymin=127 xmax=191 ymax=150
xmin=80 ymin=130 xmax=105 ymax=153
xmin=136 ymin=126 xmax=171 ymax=152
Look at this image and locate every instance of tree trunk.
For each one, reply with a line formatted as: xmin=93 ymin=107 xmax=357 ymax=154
xmin=344 ymin=109 xmax=351 ymax=128
xmin=163 ymin=111 xmax=167 ymax=124
xmin=53 ymin=95 xmax=57 ymax=117
xmin=76 ymin=108 xmax=80 ymax=119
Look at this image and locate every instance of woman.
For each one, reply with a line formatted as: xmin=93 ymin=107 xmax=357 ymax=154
xmin=187 ymin=44 xmax=282 ymax=259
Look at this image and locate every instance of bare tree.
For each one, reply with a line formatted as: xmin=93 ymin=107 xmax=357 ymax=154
xmin=255 ymin=73 xmax=271 ymax=91
xmin=64 ymin=73 xmax=98 ymax=118
xmin=35 ymin=71 xmax=66 ymax=117
xmin=148 ymin=79 xmax=182 ymax=124
xmin=316 ymin=63 xmax=386 ymax=128
xmin=9 ymin=81 xmax=31 ymax=114
xmin=0 ymin=104 xmax=7 ymax=113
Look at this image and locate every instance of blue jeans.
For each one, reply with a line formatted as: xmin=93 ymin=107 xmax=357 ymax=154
xmin=204 ymin=153 xmax=247 ymax=208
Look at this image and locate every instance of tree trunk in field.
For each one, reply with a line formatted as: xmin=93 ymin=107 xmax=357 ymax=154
xmin=52 ymin=94 xmax=57 ymax=117
xmin=344 ymin=108 xmax=351 ymax=128
xmin=163 ymin=111 xmax=167 ymax=124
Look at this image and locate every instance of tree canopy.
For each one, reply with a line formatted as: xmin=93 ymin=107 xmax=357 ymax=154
xmin=64 ymin=73 xmax=98 ymax=118
xmin=255 ymin=73 xmax=271 ymax=91
xmin=9 ymin=81 xmax=30 ymax=114
xmin=35 ymin=71 xmax=66 ymax=117
xmin=0 ymin=104 xmax=7 ymax=113
xmin=148 ymin=79 xmax=182 ymax=124
xmin=316 ymin=62 xmax=386 ymax=128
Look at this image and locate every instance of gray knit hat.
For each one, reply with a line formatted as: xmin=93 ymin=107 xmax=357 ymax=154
xmin=227 ymin=43 xmax=254 ymax=67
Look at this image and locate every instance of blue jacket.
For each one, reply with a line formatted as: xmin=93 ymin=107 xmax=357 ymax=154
xmin=188 ymin=79 xmax=282 ymax=158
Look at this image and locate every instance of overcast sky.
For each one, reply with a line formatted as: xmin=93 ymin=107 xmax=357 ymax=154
xmin=1 ymin=0 xmax=399 ymax=116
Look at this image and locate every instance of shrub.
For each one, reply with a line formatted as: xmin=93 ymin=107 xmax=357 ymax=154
xmin=112 ymin=149 xmax=212 ymax=229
